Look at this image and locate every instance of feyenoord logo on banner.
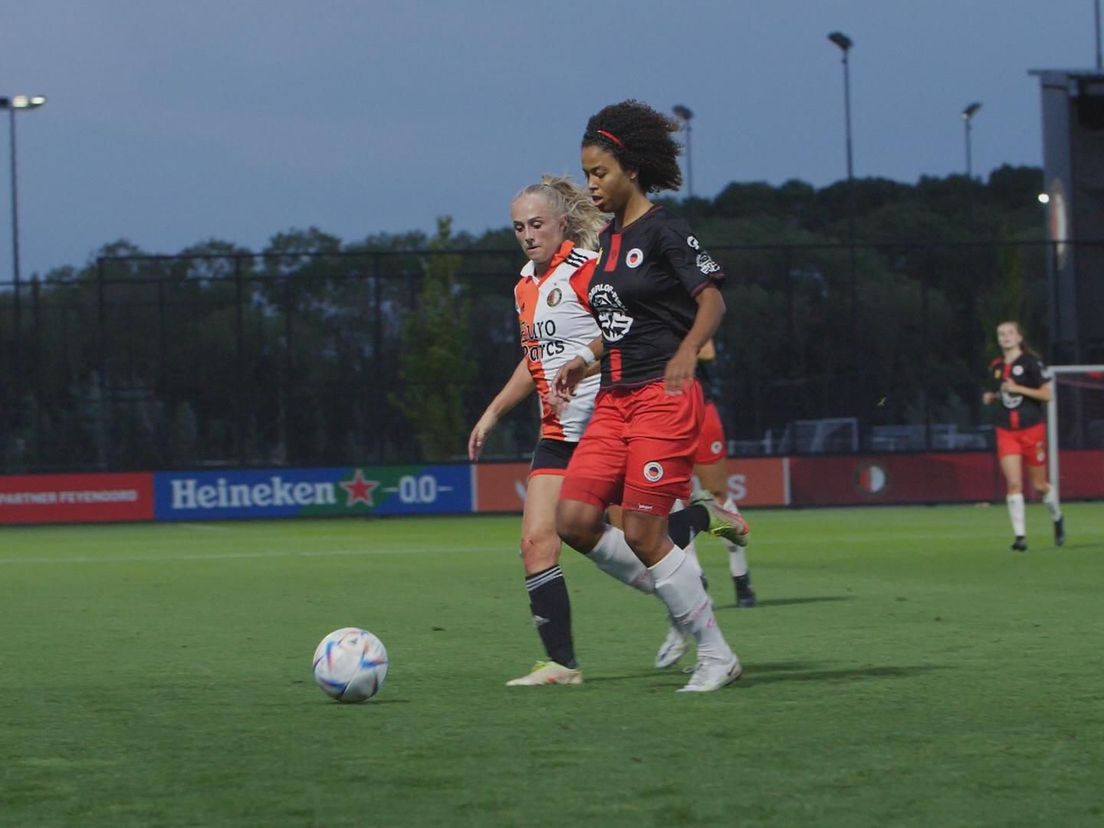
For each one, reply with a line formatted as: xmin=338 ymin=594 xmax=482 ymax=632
xmin=854 ymin=462 xmax=888 ymax=496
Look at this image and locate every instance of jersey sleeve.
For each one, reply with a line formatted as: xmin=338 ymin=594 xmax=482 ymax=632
xmin=1028 ymin=356 xmax=1051 ymax=387
xmin=568 ymin=258 xmax=596 ymax=312
xmin=657 ymin=218 xmax=725 ymax=297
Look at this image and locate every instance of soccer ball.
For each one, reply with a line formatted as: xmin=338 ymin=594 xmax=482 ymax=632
xmin=312 ymin=627 xmax=389 ymax=703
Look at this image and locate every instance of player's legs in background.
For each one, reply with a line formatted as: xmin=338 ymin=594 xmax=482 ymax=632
xmin=1000 ymin=452 xmax=1028 ymax=551
xmin=1027 ymin=458 xmax=1064 ymax=546
xmin=695 ymin=458 xmax=756 ymax=607
xmin=507 ymin=473 xmax=581 ymax=685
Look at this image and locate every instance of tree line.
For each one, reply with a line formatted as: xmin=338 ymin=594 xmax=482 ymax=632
xmin=0 ymin=166 xmax=1048 ymax=471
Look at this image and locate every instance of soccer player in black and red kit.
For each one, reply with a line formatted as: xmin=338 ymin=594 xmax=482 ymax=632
xmin=552 ymin=100 xmax=748 ymax=692
xmin=982 ymin=320 xmax=1064 ymax=551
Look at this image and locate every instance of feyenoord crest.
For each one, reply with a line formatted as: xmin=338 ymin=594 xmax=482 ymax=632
xmin=546 ymin=287 xmax=562 ymax=307
xmin=854 ymin=462 xmax=888 ymax=496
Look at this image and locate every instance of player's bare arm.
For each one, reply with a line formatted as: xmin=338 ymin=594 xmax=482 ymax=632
xmin=468 ymin=359 xmax=535 ymax=460
xmin=665 ymin=286 xmax=725 ymax=394
xmin=551 ymin=336 xmax=604 ymax=402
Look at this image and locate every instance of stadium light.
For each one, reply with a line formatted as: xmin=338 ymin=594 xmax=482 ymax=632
xmin=826 ymin=33 xmax=854 ymax=185
xmin=672 ymin=104 xmax=694 ymax=206
xmin=1038 ymin=192 xmax=1051 ymax=204
xmin=0 ymin=94 xmax=47 ymax=388
xmin=827 ymin=31 xmax=857 ymax=322
xmin=962 ymin=101 xmax=982 ymax=179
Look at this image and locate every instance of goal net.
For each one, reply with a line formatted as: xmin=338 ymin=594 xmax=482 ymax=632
xmin=1047 ymin=365 xmax=1104 ymax=504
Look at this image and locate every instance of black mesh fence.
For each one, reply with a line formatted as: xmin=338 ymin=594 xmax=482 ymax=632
xmin=0 ymin=240 xmax=1059 ymax=473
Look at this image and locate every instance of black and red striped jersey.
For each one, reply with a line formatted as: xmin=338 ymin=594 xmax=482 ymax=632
xmin=588 ymin=206 xmax=724 ymax=388
xmin=988 ymin=353 xmax=1050 ymax=430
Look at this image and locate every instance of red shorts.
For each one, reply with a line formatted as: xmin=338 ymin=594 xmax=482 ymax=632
xmin=694 ymin=401 xmax=726 ymax=465
xmin=560 ymin=380 xmax=704 ymax=516
xmin=996 ymin=423 xmax=1047 ymax=467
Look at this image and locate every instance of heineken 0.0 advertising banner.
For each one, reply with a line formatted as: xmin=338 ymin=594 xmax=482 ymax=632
xmin=154 ymin=466 xmax=473 ymax=521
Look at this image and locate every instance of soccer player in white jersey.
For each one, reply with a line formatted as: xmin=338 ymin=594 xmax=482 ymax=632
xmin=468 ymin=176 xmax=735 ymax=686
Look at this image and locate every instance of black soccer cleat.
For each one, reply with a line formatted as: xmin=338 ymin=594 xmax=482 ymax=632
xmin=1054 ymin=517 xmax=1066 ymax=547
xmin=1010 ymin=536 xmax=1028 ymax=552
xmin=734 ymin=573 xmax=757 ymax=608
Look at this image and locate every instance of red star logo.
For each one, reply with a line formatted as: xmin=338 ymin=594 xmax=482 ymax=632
xmin=339 ymin=469 xmax=379 ymax=507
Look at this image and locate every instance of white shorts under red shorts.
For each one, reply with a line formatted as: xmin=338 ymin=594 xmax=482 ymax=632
xmin=694 ymin=400 xmax=726 ymax=465
xmin=559 ymin=379 xmax=704 ymax=516
xmin=996 ymin=423 xmax=1047 ymax=467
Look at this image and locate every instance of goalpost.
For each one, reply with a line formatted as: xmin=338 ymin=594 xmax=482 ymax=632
xmin=1046 ymin=364 xmax=1104 ymax=509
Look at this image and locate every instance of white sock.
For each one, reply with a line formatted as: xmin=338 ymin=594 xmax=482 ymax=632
xmin=649 ymin=546 xmax=733 ymax=663
xmin=587 ymin=526 xmax=655 ymax=594
xmin=721 ymin=496 xmax=749 ymax=577
xmin=725 ymin=540 xmax=748 ymax=577
xmin=683 ymin=535 xmax=699 ymax=567
xmin=1006 ymin=494 xmax=1026 ymax=537
xmin=1042 ymin=487 xmax=1062 ymax=521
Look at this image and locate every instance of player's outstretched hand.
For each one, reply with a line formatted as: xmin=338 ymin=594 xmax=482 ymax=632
xmin=551 ymin=357 xmax=587 ymax=405
xmin=468 ymin=413 xmax=497 ymax=461
xmin=664 ymin=345 xmax=698 ymax=395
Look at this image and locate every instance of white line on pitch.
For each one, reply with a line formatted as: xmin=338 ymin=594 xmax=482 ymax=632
xmin=0 ymin=546 xmax=506 ymax=565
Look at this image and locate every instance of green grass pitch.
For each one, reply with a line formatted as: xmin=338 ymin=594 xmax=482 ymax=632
xmin=2 ymin=504 xmax=1103 ymax=827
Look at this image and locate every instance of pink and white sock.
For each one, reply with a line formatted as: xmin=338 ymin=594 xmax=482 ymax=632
xmin=649 ymin=545 xmax=733 ymax=663
xmin=587 ymin=526 xmax=654 ymax=593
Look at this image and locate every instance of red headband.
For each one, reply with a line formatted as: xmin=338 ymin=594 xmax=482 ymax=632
xmin=596 ymin=129 xmax=624 ymax=149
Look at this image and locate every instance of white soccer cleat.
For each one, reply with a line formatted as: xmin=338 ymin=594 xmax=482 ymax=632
xmin=676 ymin=656 xmax=743 ymax=693
xmin=506 ymin=661 xmax=583 ymax=686
xmin=690 ymin=491 xmax=750 ymax=547
xmin=655 ymin=621 xmax=691 ymax=669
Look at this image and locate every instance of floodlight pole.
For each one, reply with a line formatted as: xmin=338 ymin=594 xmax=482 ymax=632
xmin=828 ymin=32 xmax=857 ymax=286
xmin=0 ymin=94 xmax=47 ymax=397
xmin=962 ymin=102 xmax=982 ymax=179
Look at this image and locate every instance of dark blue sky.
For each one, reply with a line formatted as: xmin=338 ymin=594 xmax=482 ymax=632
xmin=1 ymin=0 xmax=1095 ymax=277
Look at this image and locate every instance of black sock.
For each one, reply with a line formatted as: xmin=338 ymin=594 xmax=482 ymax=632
xmin=668 ymin=505 xmax=710 ymax=548
xmin=525 ymin=566 xmax=576 ymax=669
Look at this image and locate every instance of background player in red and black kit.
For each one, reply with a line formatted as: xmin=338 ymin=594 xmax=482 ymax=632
xmin=693 ymin=340 xmax=756 ymax=607
xmin=553 ymin=100 xmax=749 ymax=693
xmin=982 ymin=320 xmax=1064 ymax=551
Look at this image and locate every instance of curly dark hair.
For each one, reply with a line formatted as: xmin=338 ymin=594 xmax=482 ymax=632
xmin=581 ymin=99 xmax=683 ymax=194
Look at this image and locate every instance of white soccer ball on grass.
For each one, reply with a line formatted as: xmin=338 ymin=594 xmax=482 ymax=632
xmin=312 ymin=627 xmax=389 ymax=702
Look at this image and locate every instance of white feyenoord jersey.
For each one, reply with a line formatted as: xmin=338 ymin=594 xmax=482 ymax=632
xmin=514 ymin=241 xmax=601 ymax=442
